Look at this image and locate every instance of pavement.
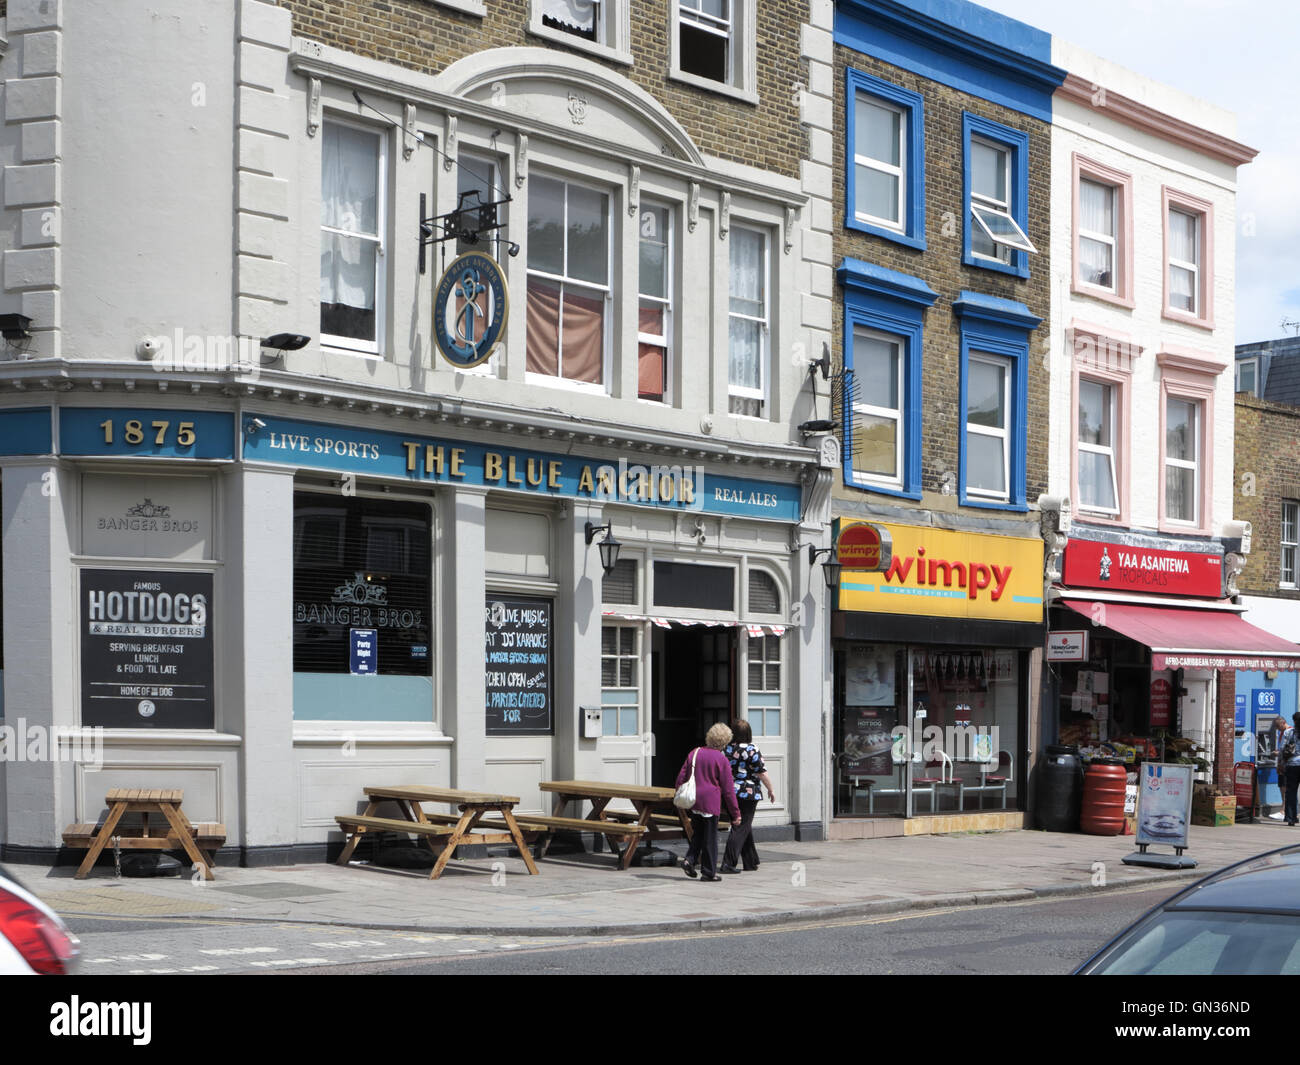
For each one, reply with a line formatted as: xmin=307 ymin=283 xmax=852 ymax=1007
xmin=17 ymin=817 xmax=1299 ymax=937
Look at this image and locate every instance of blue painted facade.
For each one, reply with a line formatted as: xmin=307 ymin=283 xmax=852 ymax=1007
xmin=0 ymin=407 xmax=52 ymax=456
xmin=961 ymin=112 xmax=1031 ymax=279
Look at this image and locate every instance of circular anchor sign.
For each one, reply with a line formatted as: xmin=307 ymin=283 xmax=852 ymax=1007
xmin=433 ymin=251 xmax=510 ymax=369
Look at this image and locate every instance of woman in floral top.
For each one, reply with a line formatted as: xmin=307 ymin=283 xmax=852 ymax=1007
xmin=721 ymin=719 xmax=776 ymax=874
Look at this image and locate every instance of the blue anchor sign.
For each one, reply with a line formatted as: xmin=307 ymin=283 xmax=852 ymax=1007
xmin=433 ymin=251 xmax=509 ymax=368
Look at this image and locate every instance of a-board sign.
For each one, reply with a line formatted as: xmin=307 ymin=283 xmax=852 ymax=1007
xmin=1135 ymin=762 xmax=1194 ymax=850
xmin=485 ymin=594 xmax=552 ymax=736
xmin=80 ymin=569 xmax=214 ymax=728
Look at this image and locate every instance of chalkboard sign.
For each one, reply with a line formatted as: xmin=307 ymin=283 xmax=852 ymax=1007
xmin=485 ymin=594 xmax=552 ymax=736
xmin=81 ymin=569 xmax=215 ymax=729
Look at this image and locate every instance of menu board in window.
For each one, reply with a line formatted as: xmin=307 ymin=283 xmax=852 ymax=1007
xmin=485 ymin=594 xmax=553 ymax=736
xmin=80 ymin=569 xmax=214 ymax=728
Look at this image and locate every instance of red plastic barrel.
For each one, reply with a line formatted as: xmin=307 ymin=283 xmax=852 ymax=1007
xmin=1080 ymin=759 xmax=1127 ymax=835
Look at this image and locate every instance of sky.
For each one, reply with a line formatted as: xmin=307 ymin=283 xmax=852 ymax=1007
xmin=975 ymin=0 xmax=1300 ymax=345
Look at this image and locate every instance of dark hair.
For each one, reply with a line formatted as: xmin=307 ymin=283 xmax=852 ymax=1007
xmin=1293 ymin=711 xmax=1300 ymax=727
xmin=732 ymin=719 xmax=753 ymax=745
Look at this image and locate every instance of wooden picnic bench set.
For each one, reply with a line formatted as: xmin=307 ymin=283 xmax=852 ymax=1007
xmin=57 ymin=780 xmax=698 ymax=882
xmin=334 ymin=780 xmax=700 ymax=879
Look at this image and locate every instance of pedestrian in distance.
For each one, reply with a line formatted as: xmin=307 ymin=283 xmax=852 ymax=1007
xmin=1280 ymin=711 xmax=1300 ymax=826
xmin=676 ymin=722 xmax=742 ymax=882
xmin=720 ymin=718 xmax=775 ymax=875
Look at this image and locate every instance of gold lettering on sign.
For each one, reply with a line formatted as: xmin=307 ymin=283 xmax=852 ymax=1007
xmin=485 ymin=452 xmax=503 ymax=482
xmin=548 ymin=460 xmax=563 ymax=489
xmin=451 ymin=448 xmax=465 ymax=478
xmin=578 ymin=465 xmax=594 ymax=494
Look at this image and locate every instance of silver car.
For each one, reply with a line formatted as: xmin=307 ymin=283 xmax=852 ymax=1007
xmin=0 ymin=863 xmax=80 ymax=975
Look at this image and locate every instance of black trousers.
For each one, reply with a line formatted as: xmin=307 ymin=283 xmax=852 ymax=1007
xmin=685 ymin=814 xmax=719 ymax=878
xmin=1285 ymin=765 xmax=1300 ymax=823
xmin=723 ymin=799 xmax=760 ymax=871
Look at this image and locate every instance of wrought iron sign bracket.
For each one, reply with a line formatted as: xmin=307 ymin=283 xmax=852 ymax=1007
xmin=418 ymin=190 xmax=514 ymax=275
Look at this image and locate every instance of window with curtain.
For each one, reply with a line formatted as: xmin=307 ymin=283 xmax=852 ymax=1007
xmin=1164 ymin=397 xmax=1199 ymax=525
xmin=526 ymin=175 xmax=609 ymax=386
xmin=851 ymin=329 xmax=904 ymax=487
xmin=321 ymin=122 xmax=384 ymax=352
xmin=1283 ymin=502 xmax=1298 ymax=587
xmin=966 ymin=354 xmax=1011 ymax=501
xmin=1079 ymin=179 xmax=1116 ymax=290
xmin=638 ymin=204 xmax=672 ymax=402
xmin=728 ymin=226 xmax=767 ymax=417
xmin=1168 ymin=208 xmax=1200 ymax=314
xmin=854 ymin=94 xmax=905 ymax=230
xmin=542 ymin=0 xmax=600 ymax=40
xmin=1077 ymin=378 xmax=1118 ymax=515
xmin=679 ymin=0 xmax=731 ymax=83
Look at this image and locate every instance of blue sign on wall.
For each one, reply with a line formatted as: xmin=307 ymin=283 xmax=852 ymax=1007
xmin=60 ymin=408 xmax=236 ymax=460
xmin=0 ymin=407 xmax=52 ymax=456
xmin=242 ymin=413 xmax=803 ymax=522
xmin=350 ymin=628 xmax=378 ymax=676
xmin=1254 ymin=688 xmax=1281 ymax=719
xmin=1236 ymin=693 xmax=1248 ymax=729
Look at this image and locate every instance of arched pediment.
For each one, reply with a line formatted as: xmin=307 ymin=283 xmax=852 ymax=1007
xmin=433 ymin=48 xmax=704 ymax=166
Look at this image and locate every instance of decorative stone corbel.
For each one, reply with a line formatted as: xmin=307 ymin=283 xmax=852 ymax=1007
xmin=444 ymin=114 xmax=457 ymax=171
xmin=307 ymin=78 xmax=321 ymax=137
xmin=688 ymin=182 xmax=699 ymax=232
xmin=515 ymin=134 xmax=528 ymax=188
xmin=404 ymin=104 xmax=418 ymax=161
xmin=1224 ymin=552 xmax=1247 ymax=597
xmin=784 ymin=206 xmax=798 ymax=254
xmin=628 ymin=165 xmax=640 ymax=217
xmin=719 ymin=191 xmax=731 ymax=241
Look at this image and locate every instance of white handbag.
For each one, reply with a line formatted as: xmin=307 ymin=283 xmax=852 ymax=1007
xmin=674 ymin=748 xmax=700 ymax=809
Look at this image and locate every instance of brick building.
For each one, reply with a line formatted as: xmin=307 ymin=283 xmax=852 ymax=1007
xmin=0 ymin=0 xmax=839 ymax=865
xmin=819 ymin=0 xmax=1064 ymax=834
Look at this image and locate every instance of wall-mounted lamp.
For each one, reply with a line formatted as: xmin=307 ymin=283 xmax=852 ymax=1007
xmin=808 ymin=544 xmax=841 ymax=593
xmin=0 ymin=313 xmax=33 ymax=342
xmin=261 ymin=333 xmax=311 ymax=351
xmin=585 ymin=521 xmax=622 ymax=576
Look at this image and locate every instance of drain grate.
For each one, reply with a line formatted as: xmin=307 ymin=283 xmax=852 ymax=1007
xmin=209 ymin=882 xmax=341 ymax=900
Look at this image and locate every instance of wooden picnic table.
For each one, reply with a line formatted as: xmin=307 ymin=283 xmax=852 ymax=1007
xmin=62 ymin=788 xmax=223 ymax=881
xmin=538 ymin=780 xmax=693 ymax=870
xmin=335 ymin=785 xmax=539 ymax=880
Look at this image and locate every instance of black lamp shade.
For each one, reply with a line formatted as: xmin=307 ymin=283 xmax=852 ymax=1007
xmin=821 ymin=558 xmax=842 ymax=592
xmin=598 ymin=533 xmax=622 ymax=576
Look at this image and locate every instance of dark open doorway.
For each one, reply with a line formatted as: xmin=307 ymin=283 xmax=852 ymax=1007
xmin=651 ymin=626 xmax=736 ymax=788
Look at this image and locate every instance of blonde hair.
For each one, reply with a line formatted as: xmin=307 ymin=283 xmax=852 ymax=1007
xmin=705 ymin=722 xmax=733 ymax=749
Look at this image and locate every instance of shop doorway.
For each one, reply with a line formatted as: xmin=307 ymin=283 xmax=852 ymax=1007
xmin=650 ymin=626 xmax=736 ymax=787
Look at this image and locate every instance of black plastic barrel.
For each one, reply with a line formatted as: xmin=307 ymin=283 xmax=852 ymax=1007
xmin=1037 ymin=744 xmax=1084 ymax=832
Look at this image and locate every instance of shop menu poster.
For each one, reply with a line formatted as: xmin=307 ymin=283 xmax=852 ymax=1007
xmin=842 ymin=708 xmax=896 ymax=775
xmin=1135 ymin=763 xmax=1194 ymax=849
xmin=845 ymin=645 xmax=895 ymax=706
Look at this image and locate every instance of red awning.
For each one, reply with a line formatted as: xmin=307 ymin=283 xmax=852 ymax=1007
xmin=1062 ymin=599 xmax=1300 ymax=671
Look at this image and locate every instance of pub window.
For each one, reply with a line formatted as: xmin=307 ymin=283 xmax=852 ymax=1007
xmin=653 ymin=561 xmax=735 ymax=611
xmin=747 ymin=569 xmax=780 ymax=614
xmin=292 ymin=493 xmax=432 ymax=676
xmin=601 ymin=624 xmax=639 ymax=736
xmin=602 ymin=558 xmax=638 ymax=605
xmin=746 ymin=635 xmax=781 ymax=737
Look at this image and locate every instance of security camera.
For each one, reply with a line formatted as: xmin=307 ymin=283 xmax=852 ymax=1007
xmin=136 ymin=337 xmax=161 ymax=360
xmin=250 ymin=417 xmax=267 ymax=431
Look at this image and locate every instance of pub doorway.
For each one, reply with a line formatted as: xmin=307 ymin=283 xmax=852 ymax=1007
xmin=650 ymin=625 xmax=736 ymax=788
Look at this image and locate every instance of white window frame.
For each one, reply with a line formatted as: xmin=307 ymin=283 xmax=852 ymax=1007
xmin=1078 ymin=178 xmax=1117 ymax=293
xmin=1076 ymin=377 xmax=1119 ymax=517
xmin=1167 ymin=207 xmax=1201 ymax=316
xmin=853 ymin=94 xmax=906 ymax=233
xmin=1282 ymin=501 xmax=1298 ymax=588
xmin=1236 ymin=358 xmax=1259 ymax=396
xmin=453 ymin=150 xmax=504 ymax=377
xmin=637 ymin=202 xmax=673 ymax=404
xmin=528 ymin=0 xmax=632 ymax=65
xmin=727 ymin=224 xmax=769 ymax=418
xmin=746 ymin=633 xmax=782 ymax=738
xmin=669 ymin=0 xmax=757 ymax=104
xmin=600 ymin=623 xmax=641 ymax=737
xmin=965 ymin=352 xmax=1011 ymax=503
xmin=850 ymin=327 xmax=905 ymax=490
xmin=970 ymin=136 xmax=1034 ymax=262
xmin=320 ymin=116 xmax=388 ymax=358
xmin=524 ymin=173 xmax=613 ymax=395
xmin=1163 ymin=396 xmax=1200 ymax=527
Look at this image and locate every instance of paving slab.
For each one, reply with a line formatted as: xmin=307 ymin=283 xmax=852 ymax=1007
xmin=17 ymin=820 xmax=1295 ymax=936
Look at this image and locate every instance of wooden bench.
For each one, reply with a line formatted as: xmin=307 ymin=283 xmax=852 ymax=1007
xmin=62 ymin=821 xmax=228 ymax=848
xmin=61 ymin=788 xmax=224 ymax=879
xmin=603 ymin=810 xmax=731 ymax=830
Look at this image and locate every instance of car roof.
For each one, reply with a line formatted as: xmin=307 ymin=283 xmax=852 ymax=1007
xmin=1166 ymin=845 xmax=1300 ymax=914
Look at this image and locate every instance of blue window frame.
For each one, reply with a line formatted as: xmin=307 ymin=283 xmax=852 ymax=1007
xmin=838 ymin=258 xmax=937 ymax=500
xmin=962 ymin=113 xmax=1031 ymax=279
xmin=846 ymin=69 xmax=925 ymax=250
xmin=954 ymin=292 xmax=1040 ymax=511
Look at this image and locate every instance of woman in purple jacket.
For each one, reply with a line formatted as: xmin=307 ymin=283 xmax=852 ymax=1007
xmin=676 ymin=722 xmax=742 ymax=881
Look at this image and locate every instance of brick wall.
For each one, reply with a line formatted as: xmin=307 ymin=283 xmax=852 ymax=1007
xmin=1234 ymin=394 xmax=1300 ymax=597
xmin=274 ymin=0 xmax=807 ymax=178
xmin=1215 ymin=668 xmax=1236 ymax=791
xmin=829 ymin=45 xmax=1052 ymax=514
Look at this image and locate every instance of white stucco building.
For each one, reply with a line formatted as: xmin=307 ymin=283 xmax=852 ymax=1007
xmin=0 ymin=0 xmax=837 ymax=865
